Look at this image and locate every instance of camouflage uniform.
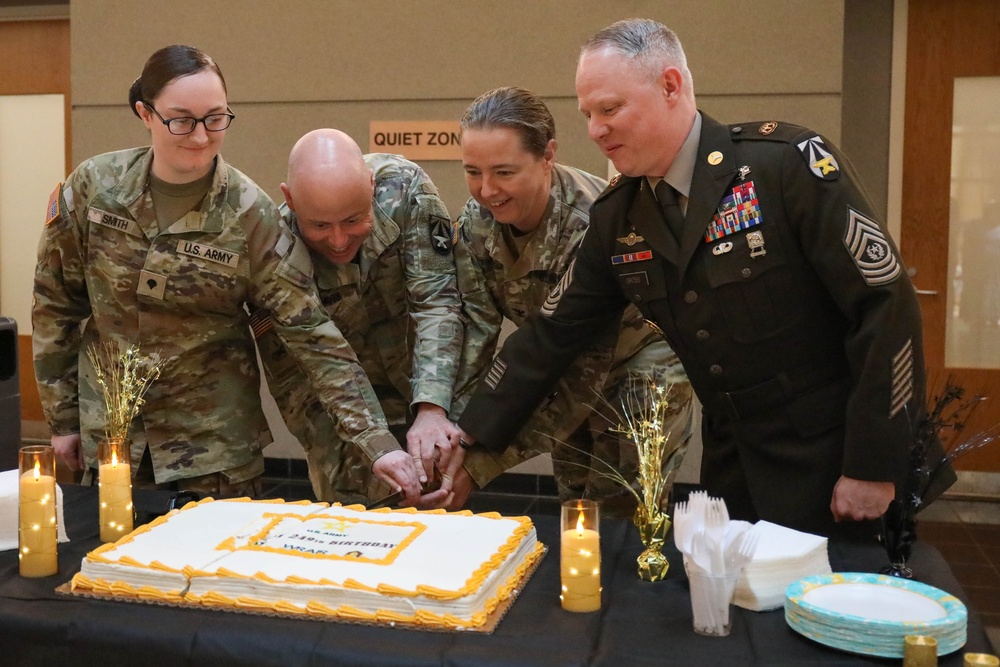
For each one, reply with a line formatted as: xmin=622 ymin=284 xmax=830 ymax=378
xmin=454 ymin=163 xmax=693 ymax=517
xmin=33 ymin=147 xmax=396 ymax=488
xmin=255 ymin=154 xmax=462 ymax=504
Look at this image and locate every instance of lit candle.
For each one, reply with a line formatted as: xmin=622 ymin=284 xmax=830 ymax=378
xmin=904 ymin=635 xmax=938 ymax=667
xmin=98 ymin=439 xmax=133 ymax=542
xmin=560 ymin=500 xmax=601 ymax=612
xmin=964 ymin=654 xmax=1000 ymax=667
xmin=18 ymin=446 xmax=58 ymax=578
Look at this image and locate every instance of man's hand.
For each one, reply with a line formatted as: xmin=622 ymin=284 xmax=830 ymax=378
xmin=407 ymin=468 xmax=477 ymax=510
xmin=372 ymin=450 xmax=422 ymax=502
xmin=405 ymin=404 xmax=462 ymax=488
xmin=444 ymin=468 xmax=475 ymax=510
xmin=830 ymin=475 xmax=895 ymax=522
xmin=52 ymin=433 xmax=83 ymax=471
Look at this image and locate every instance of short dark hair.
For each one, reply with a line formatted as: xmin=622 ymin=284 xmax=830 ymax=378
xmin=128 ymin=45 xmax=226 ymax=118
xmin=582 ymin=18 xmax=692 ymax=86
xmin=460 ymin=87 xmax=555 ymax=158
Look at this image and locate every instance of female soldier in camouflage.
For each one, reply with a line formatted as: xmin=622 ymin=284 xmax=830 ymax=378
xmin=451 ymin=87 xmax=693 ymax=517
xmin=32 ymin=45 xmax=421 ymax=499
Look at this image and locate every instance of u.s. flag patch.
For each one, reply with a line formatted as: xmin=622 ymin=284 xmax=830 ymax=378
xmin=704 ymin=181 xmax=763 ymax=242
xmin=46 ymin=183 xmax=62 ymax=225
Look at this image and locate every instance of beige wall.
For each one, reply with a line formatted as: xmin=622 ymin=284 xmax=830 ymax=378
xmin=71 ymin=0 xmax=845 ymax=214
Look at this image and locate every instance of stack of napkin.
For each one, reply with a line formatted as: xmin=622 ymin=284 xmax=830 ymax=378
xmin=734 ymin=521 xmax=831 ymax=611
xmin=0 ymin=468 xmax=70 ymax=551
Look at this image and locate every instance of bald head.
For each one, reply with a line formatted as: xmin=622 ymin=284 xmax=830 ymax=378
xmin=281 ymin=129 xmax=376 ymax=265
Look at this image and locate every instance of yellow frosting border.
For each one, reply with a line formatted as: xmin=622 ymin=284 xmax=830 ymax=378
xmin=78 ymin=496 xmax=542 ymax=628
xmin=182 ymin=541 xmax=546 ymax=629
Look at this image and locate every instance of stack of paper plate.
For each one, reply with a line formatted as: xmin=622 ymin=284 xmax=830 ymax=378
xmin=785 ymin=573 xmax=967 ymax=658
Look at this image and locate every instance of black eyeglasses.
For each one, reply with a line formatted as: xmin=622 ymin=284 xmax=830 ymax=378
xmin=144 ymin=103 xmax=235 ymax=135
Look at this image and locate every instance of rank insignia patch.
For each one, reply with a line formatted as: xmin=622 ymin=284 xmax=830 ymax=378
xmin=611 ymin=250 xmax=653 ymax=265
xmin=704 ymin=180 xmax=763 ymax=242
xmin=797 ymin=136 xmax=840 ymax=180
xmin=540 ymin=259 xmax=575 ymax=316
xmin=485 ymin=358 xmax=507 ymax=390
xmin=429 ymin=215 xmax=453 ymax=255
xmin=843 ymin=208 xmax=900 ymax=286
xmin=46 ymin=183 xmax=62 ymax=225
xmin=889 ymin=338 xmax=914 ymax=419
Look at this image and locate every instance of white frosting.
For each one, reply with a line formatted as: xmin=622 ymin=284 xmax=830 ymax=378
xmin=76 ymin=499 xmax=539 ymax=626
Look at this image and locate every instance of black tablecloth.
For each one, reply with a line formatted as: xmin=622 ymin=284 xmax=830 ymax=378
xmin=0 ymin=486 xmax=992 ymax=666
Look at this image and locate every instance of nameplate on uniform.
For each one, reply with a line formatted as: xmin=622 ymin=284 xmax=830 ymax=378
xmin=704 ymin=181 xmax=763 ymax=242
xmin=87 ymin=208 xmax=141 ymax=237
xmin=176 ymin=241 xmax=240 ymax=268
xmin=621 ymin=271 xmax=649 ymax=287
xmin=611 ymin=250 xmax=653 ymax=265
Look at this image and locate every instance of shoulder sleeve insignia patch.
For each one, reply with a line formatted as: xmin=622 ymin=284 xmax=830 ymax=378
xmin=796 ymin=135 xmax=840 ymax=180
xmin=759 ymin=121 xmax=778 ymax=135
xmin=843 ymin=208 xmax=901 ymax=286
xmin=429 ymin=215 xmax=453 ymax=255
xmin=46 ymin=183 xmax=63 ymax=225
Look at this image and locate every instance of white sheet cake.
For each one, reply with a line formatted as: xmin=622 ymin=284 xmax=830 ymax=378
xmin=70 ymin=498 xmax=543 ymax=629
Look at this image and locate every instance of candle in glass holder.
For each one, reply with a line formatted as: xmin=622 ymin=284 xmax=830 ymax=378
xmin=560 ymin=499 xmax=601 ymax=612
xmin=964 ymin=654 xmax=1000 ymax=667
xmin=98 ymin=438 xmax=133 ymax=542
xmin=904 ymin=635 xmax=938 ymax=667
xmin=19 ymin=445 xmax=58 ymax=577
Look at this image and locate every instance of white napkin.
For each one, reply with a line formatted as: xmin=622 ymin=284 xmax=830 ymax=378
xmin=734 ymin=521 xmax=830 ymax=611
xmin=0 ymin=468 xmax=70 ymax=551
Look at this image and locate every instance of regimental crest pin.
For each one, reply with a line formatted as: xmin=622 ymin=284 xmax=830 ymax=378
xmin=759 ymin=121 xmax=778 ymax=135
xmin=843 ymin=207 xmax=900 ymax=285
xmin=616 ymin=231 xmax=645 ymax=247
xmin=796 ymin=136 xmax=840 ymax=180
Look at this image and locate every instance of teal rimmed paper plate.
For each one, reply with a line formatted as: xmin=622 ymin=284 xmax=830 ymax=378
xmin=784 ymin=572 xmax=967 ymax=658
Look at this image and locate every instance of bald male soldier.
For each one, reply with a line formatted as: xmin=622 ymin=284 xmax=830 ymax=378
xmin=254 ymin=129 xmax=465 ymax=504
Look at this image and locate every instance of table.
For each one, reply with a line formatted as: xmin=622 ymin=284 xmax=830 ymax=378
xmin=0 ymin=486 xmax=993 ymax=666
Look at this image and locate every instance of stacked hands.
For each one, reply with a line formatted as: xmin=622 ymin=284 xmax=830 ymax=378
xmin=371 ymin=404 xmax=475 ymax=510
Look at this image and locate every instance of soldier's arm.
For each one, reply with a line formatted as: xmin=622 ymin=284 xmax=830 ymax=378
xmin=449 ymin=202 xmax=504 ymax=419
xmin=458 ymin=212 xmax=630 ymax=451
xmin=244 ymin=201 xmax=402 ymax=470
xmin=399 ymin=167 xmax=464 ymax=412
xmin=780 ymin=131 xmax=923 ymax=489
xmin=32 ymin=181 xmax=91 ymax=437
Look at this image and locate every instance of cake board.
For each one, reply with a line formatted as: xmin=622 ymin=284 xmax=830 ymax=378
xmin=56 ymin=544 xmax=547 ymax=634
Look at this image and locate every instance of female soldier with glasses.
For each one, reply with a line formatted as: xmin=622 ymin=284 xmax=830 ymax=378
xmin=32 ymin=45 xmax=422 ymax=500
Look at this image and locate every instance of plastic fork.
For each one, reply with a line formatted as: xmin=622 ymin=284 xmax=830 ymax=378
xmin=704 ymin=503 xmax=727 ymax=574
